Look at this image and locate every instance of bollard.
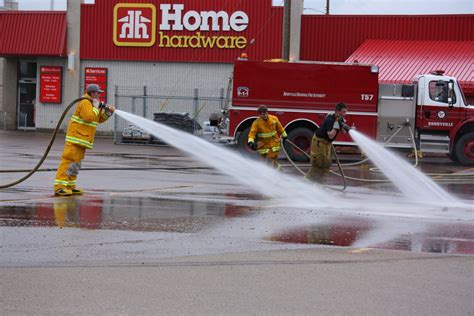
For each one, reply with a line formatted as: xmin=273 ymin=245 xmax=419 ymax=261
xmin=193 ymin=88 xmax=199 ymax=134
xmin=114 ymin=85 xmax=119 ymax=144
xmin=143 ymin=86 xmax=147 ymax=118
xmin=219 ymin=88 xmax=225 ymax=110
xmin=131 ymin=96 xmax=136 ymax=114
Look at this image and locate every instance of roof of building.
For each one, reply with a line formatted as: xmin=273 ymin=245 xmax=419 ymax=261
xmin=0 ymin=11 xmax=67 ymax=57
xmin=300 ymin=14 xmax=474 ymax=63
xmin=345 ymin=39 xmax=474 ymax=96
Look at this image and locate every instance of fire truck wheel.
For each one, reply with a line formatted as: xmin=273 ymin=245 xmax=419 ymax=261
xmin=237 ymin=127 xmax=258 ymax=157
xmin=454 ymin=132 xmax=474 ymax=166
xmin=285 ymin=127 xmax=313 ymax=162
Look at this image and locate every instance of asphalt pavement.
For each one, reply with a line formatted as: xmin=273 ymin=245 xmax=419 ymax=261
xmin=1 ymin=130 xmax=473 ymax=315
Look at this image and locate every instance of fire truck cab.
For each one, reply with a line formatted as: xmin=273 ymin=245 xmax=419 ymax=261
xmin=377 ymin=70 xmax=474 ymax=165
xmin=222 ymin=60 xmax=474 ymax=165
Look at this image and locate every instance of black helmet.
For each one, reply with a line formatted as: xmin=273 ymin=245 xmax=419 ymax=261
xmin=257 ymin=105 xmax=268 ymax=114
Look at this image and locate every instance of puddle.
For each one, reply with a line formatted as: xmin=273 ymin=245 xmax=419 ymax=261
xmin=269 ymin=217 xmax=474 ymax=255
xmin=0 ymin=197 xmax=253 ymax=233
xmin=1 ymin=196 xmax=472 ymax=255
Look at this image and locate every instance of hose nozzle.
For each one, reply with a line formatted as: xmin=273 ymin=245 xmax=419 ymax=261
xmin=98 ymin=102 xmax=108 ymax=110
xmin=98 ymin=102 xmax=113 ymax=116
xmin=342 ymin=123 xmax=352 ymax=132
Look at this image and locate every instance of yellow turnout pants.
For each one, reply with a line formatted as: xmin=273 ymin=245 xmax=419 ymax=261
xmin=260 ymin=150 xmax=280 ymax=169
xmin=306 ymin=135 xmax=332 ymax=183
xmin=54 ymin=142 xmax=85 ymax=191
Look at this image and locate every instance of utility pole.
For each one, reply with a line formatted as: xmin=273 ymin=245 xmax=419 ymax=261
xmin=326 ymin=0 xmax=330 ymax=15
xmin=282 ymin=0 xmax=291 ymax=60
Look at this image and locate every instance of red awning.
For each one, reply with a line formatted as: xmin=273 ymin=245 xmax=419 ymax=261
xmin=346 ymin=40 xmax=474 ymax=96
xmin=0 ymin=11 xmax=67 ymax=57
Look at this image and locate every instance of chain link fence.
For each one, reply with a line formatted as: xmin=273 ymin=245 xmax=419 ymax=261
xmin=113 ymin=86 xmax=226 ymax=145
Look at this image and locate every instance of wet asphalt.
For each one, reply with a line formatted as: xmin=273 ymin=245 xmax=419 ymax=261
xmin=1 ymin=131 xmax=473 ymax=314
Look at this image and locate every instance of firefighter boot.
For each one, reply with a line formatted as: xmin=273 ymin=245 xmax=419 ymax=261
xmin=55 ymin=188 xmax=73 ymax=196
xmin=71 ymin=188 xmax=84 ymax=195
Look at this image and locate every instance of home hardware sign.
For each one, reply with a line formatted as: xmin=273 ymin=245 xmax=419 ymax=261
xmin=114 ymin=3 xmax=249 ymax=49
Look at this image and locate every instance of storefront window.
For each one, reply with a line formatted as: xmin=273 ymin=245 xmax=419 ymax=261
xmin=19 ymin=62 xmax=37 ymax=79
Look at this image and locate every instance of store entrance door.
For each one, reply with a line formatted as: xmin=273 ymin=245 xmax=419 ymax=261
xmin=17 ymin=62 xmax=37 ymax=130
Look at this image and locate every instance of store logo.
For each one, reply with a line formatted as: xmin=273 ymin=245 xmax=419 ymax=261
xmin=113 ymin=3 xmax=248 ymax=49
xmin=113 ymin=3 xmax=156 ymax=47
xmin=237 ymin=87 xmax=249 ymax=97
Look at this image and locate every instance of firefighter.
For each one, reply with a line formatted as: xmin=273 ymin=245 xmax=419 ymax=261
xmin=248 ymin=105 xmax=287 ymax=167
xmin=53 ymin=84 xmax=115 ymax=196
xmin=306 ymin=102 xmax=351 ymax=183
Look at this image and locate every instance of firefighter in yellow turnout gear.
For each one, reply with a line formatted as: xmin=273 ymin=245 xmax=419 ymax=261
xmin=248 ymin=105 xmax=287 ymax=167
xmin=54 ymin=84 xmax=115 ymax=196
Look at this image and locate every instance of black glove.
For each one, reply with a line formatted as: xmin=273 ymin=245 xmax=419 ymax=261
xmin=248 ymin=141 xmax=257 ymax=151
xmin=342 ymin=123 xmax=351 ymax=132
xmin=338 ymin=116 xmax=346 ymax=125
xmin=98 ymin=102 xmax=114 ymax=116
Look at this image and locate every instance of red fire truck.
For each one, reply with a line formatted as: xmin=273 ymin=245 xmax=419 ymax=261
xmin=219 ymin=60 xmax=474 ymax=165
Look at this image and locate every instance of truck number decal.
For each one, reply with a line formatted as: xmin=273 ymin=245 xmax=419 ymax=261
xmin=361 ymin=94 xmax=374 ymax=101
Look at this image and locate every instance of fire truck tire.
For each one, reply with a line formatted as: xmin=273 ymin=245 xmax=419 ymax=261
xmin=454 ymin=132 xmax=474 ymax=166
xmin=284 ymin=127 xmax=313 ymax=162
xmin=237 ymin=127 xmax=258 ymax=157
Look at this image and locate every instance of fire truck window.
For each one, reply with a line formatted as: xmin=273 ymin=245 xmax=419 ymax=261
xmin=429 ymin=81 xmax=455 ymax=104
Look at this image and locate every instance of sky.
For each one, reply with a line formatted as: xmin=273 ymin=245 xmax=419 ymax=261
xmin=5 ymin=0 xmax=474 ymax=14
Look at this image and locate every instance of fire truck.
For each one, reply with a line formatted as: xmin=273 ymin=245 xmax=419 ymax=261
xmin=218 ymin=60 xmax=474 ymax=165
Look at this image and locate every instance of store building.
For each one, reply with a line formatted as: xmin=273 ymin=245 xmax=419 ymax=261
xmin=0 ymin=0 xmax=472 ymax=133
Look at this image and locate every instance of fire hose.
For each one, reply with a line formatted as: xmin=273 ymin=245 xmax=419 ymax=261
xmin=281 ymin=138 xmax=347 ymax=190
xmin=281 ymin=130 xmax=474 ymax=185
xmin=0 ymin=98 xmax=201 ymax=189
xmin=0 ymin=97 xmax=88 ymax=189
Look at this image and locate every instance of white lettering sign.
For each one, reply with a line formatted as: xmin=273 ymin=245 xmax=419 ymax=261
xmin=159 ymin=4 xmax=249 ymax=32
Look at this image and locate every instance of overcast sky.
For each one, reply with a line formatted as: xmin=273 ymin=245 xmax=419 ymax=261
xmin=5 ymin=0 xmax=473 ymax=14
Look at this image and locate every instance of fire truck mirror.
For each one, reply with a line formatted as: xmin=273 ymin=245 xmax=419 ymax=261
xmin=447 ymin=81 xmax=455 ymax=108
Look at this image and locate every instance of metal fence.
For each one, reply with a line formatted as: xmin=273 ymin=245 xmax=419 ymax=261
xmin=113 ymin=86 xmax=226 ymax=145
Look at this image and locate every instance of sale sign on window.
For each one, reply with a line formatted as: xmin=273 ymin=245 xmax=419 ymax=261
xmin=84 ymin=67 xmax=108 ymax=103
xmin=39 ymin=66 xmax=62 ymax=103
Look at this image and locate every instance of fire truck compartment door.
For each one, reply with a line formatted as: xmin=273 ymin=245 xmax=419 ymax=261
xmin=376 ymin=84 xmax=416 ymax=148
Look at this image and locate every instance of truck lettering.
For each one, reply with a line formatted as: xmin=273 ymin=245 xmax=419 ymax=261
xmin=361 ymin=94 xmax=374 ymax=101
xmin=427 ymin=121 xmax=453 ymax=127
xmin=283 ymin=92 xmax=326 ymax=98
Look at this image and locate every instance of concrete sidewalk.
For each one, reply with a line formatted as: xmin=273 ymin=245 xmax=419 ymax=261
xmin=2 ymin=248 xmax=473 ymax=315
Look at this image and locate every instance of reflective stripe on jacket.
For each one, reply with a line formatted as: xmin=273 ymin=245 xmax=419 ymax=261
xmin=65 ymin=94 xmax=111 ymax=149
xmin=248 ymin=114 xmax=287 ymax=154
